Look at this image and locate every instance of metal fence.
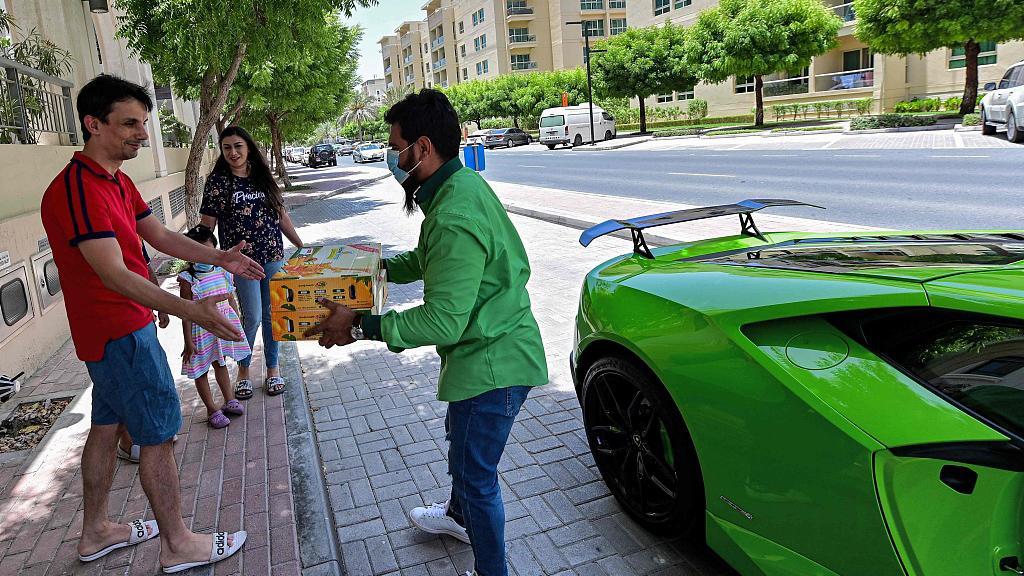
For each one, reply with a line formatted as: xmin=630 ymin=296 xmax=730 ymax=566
xmin=0 ymin=55 xmax=78 ymax=145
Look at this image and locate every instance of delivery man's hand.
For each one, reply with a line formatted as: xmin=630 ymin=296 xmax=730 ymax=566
xmin=305 ymin=298 xmax=357 ymax=348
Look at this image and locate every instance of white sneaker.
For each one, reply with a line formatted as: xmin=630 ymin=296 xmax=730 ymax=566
xmin=407 ymin=501 xmax=470 ymax=543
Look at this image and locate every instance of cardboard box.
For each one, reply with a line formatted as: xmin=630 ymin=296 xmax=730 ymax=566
xmin=270 ymin=243 xmax=388 ymax=342
xmin=270 ymin=244 xmax=385 ymax=312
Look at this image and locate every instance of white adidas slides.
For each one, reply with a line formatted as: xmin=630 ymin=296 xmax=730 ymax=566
xmin=161 ymin=530 xmax=247 ymax=574
xmin=78 ymin=519 xmax=159 ymax=562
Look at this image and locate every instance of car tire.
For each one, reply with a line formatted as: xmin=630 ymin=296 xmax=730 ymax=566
xmin=506 ymin=138 xmax=514 ymax=148
xmin=1008 ymin=111 xmax=1023 ymax=143
xmin=604 ymin=130 xmax=612 ymax=141
xmin=581 ymin=356 xmax=703 ymax=536
xmin=546 ymin=144 xmax=556 ymax=150
xmin=573 ymin=134 xmax=584 ymax=147
xmin=981 ymin=108 xmax=996 ymax=135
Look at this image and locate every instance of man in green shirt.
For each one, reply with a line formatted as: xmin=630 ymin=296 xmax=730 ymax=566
xmin=306 ymin=89 xmax=547 ymax=576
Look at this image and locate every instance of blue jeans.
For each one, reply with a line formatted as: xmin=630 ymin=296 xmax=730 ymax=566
xmin=446 ymin=385 xmax=531 ymax=576
xmin=86 ymin=323 xmax=181 ymax=446
xmin=235 ymin=259 xmax=284 ymax=369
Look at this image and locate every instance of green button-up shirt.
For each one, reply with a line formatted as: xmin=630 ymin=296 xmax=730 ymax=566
xmin=362 ymin=158 xmax=548 ymax=402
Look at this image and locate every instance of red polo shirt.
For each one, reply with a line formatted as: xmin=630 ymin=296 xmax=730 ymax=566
xmin=41 ymin=152 xmax=155 ymax=362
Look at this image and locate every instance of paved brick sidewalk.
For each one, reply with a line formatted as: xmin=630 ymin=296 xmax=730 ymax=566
xmin=285 ymin=178 xmax=871 ymax=576
xmin=0 ymin=293 xmax=302 ymax=576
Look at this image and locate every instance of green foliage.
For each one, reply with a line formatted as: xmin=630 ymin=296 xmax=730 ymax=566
xmin=339 ymin=92 xmax=377 ymax=141
xmin=893 ymin=95 xmax=979 ymax=114
xmin=687 ymin=98 xmax=708 ymax=121
xmin=618 ymin=114 xmax=755 ymax=132
xmin=652 ymin=127 xmax=703 ymax=138
xmin=854 ymin=0 xmax=1024 ymax=114
xmin=591 ymin=24 xmax=695 ymax=132
xmin=159 ymin=108 xmax=192 ymax=147
xmin=850 ymin=114 xmax=938 ymax=130
xmin=443 ymin=69 xmax=587 ymax=130
xmin=686 ymin=0 xmax=842 ymax=124
xmin=770 ymin=98 xmax=872 ymax=121
xmin=962 ymin=113 xmax=981 ymax=126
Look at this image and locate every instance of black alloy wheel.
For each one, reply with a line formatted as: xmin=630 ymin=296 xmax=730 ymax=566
xmin=581 ymin=356 xmax=702 ymax=534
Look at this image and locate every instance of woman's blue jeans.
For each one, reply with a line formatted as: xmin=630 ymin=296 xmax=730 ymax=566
xmin=235 ymin=259 xmax=284 ymax=369
xmin=446 ymin=385 xmax=531 ymax=576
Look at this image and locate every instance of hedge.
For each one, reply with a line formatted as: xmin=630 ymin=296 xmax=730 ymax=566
xmin=618 ymin=114 xmax=755 ymax=132
xmin=770 ymin=98 xmax=872 ymax=121
xmin=849 ymin=114 xmax=938 ymax=130
xmin=962 ymin=113 xmax=981 ymax=127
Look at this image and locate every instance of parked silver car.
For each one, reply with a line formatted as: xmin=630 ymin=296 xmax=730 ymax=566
xmin=980 ymin=60 xmax=1024 ymax=143
xmin=353 ymin=143 xmax=385 ymax=163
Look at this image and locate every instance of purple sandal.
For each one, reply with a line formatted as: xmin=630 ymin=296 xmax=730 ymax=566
xmin=222 ymin=400 xmax=245 ymax=416
xmin=208 ymin=410 xmax=230 ymax=429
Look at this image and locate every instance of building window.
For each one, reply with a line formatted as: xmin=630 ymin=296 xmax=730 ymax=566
xmin=476 ymin=62 xmax=483 ymax=75
xmin=472 ymin=8 xmax=485 ymax=25
xmin=950 ymin=41 xmax=997 ymax=69
xmin=512 ymin=54 xmax=530 ymax=65
xmin=480 ymin=34 xmax=487 ymax=48
xmin=656 ymin=94 xmax=673 ymax=103
xmin=654 ymin=0 xmax=670 ymax=16
xmin=459 ymin=21 xmax=465 ymax=34
xmin=735 ymin=76 xmax=755 ymax=93
xmin=609 ymin=0 xmax=625 ymax=7
xmin=674 ymin=0 xmax=690 ymax=8
xmin=843 ymin=47 xmax=872 ymax=71
xmin=424 ymin=43 xmax=428 ymax=54
xmin=461 ymin=44 xmax=467 ymax=57
xmin=677 ymin=89 xmax=694 ymax=100
xmin=583 ymin=20 xmax=605 ymax=37
xmin=474 ymin=37 xmax=480 ymax=51
xmin=482 ymin=59 xmax=489 ymax=73
xmin=463 ymin=67 xmax=469 ymax=80
xmin=509 ymin=28 xmax=531 ymax=42
xmin=610 ymin=18 xmax=627 ymax=35
xmin=581 ymin=0 xmax=604 ymax=9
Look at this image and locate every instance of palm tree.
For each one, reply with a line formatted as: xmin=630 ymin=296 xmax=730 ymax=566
xmin=341 ymin=93 xmax=376 ymax=141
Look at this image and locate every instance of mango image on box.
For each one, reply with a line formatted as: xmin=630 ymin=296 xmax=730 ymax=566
xmin=270 ymin=243 xmax=388 ymax=341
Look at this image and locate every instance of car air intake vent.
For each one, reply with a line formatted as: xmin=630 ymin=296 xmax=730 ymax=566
xmin=44 ymin=261 xmax=61 ymax=296
xmin=1 ymin=278 xmax=29 ymax=326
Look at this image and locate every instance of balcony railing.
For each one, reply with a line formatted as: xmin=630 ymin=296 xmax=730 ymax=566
xmin=815 ymin=68 xmax=874 ymax=92
xmin=405 ymin=74 xmax=415 ymax=83
xmin=431 ymin=36 xmax=446 ymax=49
xmin=404 ymin=54 xmax=415 ymax=65
xmin=384 ymin=66 xmax=392 ymax=74
xmin=831 ymin=2 xmax=855 ymax=22
xmin=508 ymin=34 xmax=537 ymax=44
xmin=506 ymin=6 xmax=534 ymax=17
xmin=0 ymin=56 xmax=78 ymax=145
xmin=433 ymin=58 xmax=447 ymax=70
xmin=763 ymin=74 xmax=810 ymax=97
xmin=511 ymin=61 xmax=538 ymax=70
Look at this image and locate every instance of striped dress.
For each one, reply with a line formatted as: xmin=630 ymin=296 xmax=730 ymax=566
xmin=179 ymin=267 xmax=251 ymax=379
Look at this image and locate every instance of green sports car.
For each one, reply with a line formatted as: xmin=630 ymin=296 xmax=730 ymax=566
xmin=571 ymin=200 xmax=1024 ymax=576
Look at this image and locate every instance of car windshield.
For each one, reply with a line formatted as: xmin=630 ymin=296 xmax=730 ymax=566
xmin=359 ymin=144 xmax=381 ymax=150
xmin=540 ymin=115 xmax=565 ymax=127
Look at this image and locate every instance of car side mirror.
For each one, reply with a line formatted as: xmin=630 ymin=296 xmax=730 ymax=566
xmin=984 ymin=82 xmax=996 ymax=91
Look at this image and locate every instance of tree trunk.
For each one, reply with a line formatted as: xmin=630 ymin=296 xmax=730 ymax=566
xmin=754 ymin=75 xmax=764 ymax=126
xmin=638 ymin=96 xmax=647 ymax=134
xmin=358 ymin=122 xmax=364 ymax=141
xmin=183 ymin=43 xmax=248 ymax=226
xmin=215 ymin=117 xmax=226 ymax=137
xmin=960 ymin=40 xmax=981 ymax=116
xmin=268 ymin=114 xmax=290 ymax=188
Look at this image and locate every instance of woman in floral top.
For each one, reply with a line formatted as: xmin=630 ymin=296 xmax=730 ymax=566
xmin=200 ymin=126 xmax=303 ymax=398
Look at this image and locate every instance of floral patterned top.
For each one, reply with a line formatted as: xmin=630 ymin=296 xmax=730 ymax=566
xmin=200 ymin=170 xmax=285 ymax=264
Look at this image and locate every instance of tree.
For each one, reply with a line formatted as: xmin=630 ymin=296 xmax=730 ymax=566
xmin=592 ymin=25 xmax=695 ymax=133
xmin=442 ymin=70 xmax=587 ymax=131
xmin=854 ymin=0 xmax=1024 ymax=116
xmin=686 ymin=0 xmax=841 ymax=125
xmin=116 ymin=0 xmax=373 ymax=221
xmin=340 ymin=92 xmax=377 ymax=141
xmin=239 ymin=15 xmax=361 ymax=187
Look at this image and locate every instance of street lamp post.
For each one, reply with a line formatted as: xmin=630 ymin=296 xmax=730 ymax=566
xmin=565 ymin=21 xmax=605 ymax=146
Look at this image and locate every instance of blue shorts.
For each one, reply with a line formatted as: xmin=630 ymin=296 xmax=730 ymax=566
xmin=85 ymin=323 xmax=182 ymax=446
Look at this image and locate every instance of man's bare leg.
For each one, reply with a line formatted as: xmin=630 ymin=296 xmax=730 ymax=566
xmin=78 ymin=423 xmax=149 ymax=556
xmin=139 ymin=441 xmax=235 ymax=567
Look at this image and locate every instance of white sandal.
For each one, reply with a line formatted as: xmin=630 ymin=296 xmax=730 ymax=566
xmin=78 ymin=519 xmax=159 ymax=562
xmin=161 ymin=530 xmax=247 ymax=574
xmin=116 ymin=443 xmax=140 ymax=463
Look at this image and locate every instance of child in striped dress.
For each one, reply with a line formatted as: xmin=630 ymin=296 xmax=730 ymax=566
xmin=179 ymin=225 xmax=251 ymax=429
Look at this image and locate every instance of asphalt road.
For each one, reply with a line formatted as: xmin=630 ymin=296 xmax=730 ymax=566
xmin=478 ymin=145 xmax=1024 ymax=230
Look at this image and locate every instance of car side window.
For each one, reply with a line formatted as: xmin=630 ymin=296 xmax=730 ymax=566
xmin=998 ymin=68 xmax=1016 ymax=89
xmin=1012 ymin=67 xmax=1024 ymax=88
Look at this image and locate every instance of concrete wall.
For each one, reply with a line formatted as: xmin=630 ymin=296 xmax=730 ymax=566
xmin=0 ymin=144 xmax=216 ymax=381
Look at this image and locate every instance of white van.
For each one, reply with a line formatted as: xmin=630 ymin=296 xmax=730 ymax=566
xmin=538 ymin=104 xmax=616 ymax=149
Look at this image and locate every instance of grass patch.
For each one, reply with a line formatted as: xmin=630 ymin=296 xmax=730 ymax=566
xmin=962 ymin=113 xmax=981 ymax=127
xmin=771 ymin=125 xmax=843 ymax=133
xmin=653 ymin=128 xmax=703 ymax=138
xmin=706 ymin=128 xmax=768 ymax=136
xmin=850 ymin=114 xmax=938 ymax=130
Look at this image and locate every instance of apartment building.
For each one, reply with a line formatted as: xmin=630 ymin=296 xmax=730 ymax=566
xmin=423 ymin=0 xmax=458 ymax=88
xmin=0 ymin=0 xmax=211 ymax=381
xmin=361 ymin=77 xmax=387 ymax=104
xmin=626 ymin=0 xmax=1024 ymax=115
xmin=379 ymin=35 xmax=403 ymax=91
xmin=395 ymin=21 xmax=430 ymax=91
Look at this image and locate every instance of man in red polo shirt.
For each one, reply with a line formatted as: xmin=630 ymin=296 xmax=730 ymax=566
xmin=41 ymin=75 xmax=261 ymax=572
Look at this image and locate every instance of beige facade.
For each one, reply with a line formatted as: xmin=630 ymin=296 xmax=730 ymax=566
xmin=423 ymin=0 xmax=459 ymax=88
xmin=0 ymin=0 xmax=212 ymax=382
xmin=627 ymin=0 xmax=1024 ymax=116
xmin=361 ymin=77 xmax=387 ymax=104
xmin=397 ymin=20 xmax=430 ymax=91
xmin=380 ymin=35 xmax=403 ymax=92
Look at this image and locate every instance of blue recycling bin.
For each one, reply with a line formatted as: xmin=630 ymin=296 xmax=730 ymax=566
xmin=463 ymin=143 xmax=486 ymax=172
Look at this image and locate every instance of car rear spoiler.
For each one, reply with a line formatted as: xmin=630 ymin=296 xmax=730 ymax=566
xmin=579 ymin=199 xmax=824 ymax=259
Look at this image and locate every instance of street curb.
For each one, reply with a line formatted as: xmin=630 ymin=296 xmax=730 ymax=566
xmin=503 ymin=203 xmax=676 ymax=247
xmin=843 ymin=124 xmax=952 ymax=135
xmin=571 ymin=137 xmax=652 ymax=151
xmin=765 ymin=128 xmax=845 ymax=137
xmin=281 ymin=341 xmax=345 ymax=576
xmin=954 ymin=124 xmax=982 ymax=132
xmin=700 ymin=131 xmax=769 ymax=139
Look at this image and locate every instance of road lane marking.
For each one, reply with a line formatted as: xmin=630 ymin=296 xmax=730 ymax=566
xmin=668 ymin=172 xmax=737 ymax=178
xmin=930 ymin=155 xmax=989 ymax=158
xmin=833 ymin=154 xmax=881 ymax=158
xmin=518 ymin=164 xmax=545 ymax=168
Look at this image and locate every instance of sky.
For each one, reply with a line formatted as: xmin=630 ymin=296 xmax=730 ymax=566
xmin=345 ymin=0 xmax=426 ymax=84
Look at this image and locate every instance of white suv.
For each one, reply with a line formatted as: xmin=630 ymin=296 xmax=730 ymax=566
xmin=980 ymin=60 xmax=1024 ymax=143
